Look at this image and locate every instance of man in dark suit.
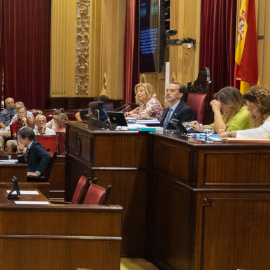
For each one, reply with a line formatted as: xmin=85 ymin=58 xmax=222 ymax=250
xmin=17 ymin=127 xmax=51 ymax=177
xmin=160 ymin=82 xmax=196 ymax=130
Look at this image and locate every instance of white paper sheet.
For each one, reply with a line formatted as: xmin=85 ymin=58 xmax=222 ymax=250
xmin=14 ymin=201 xmax=50 ymax=205
xmin=7 ymin=190 xmax=39 ymax=195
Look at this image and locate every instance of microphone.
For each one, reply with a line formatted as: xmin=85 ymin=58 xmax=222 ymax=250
xmin=94 ymin=109 xmax=100 ymax=120
xmin=114 ymin=103 xmax=131 ymax=113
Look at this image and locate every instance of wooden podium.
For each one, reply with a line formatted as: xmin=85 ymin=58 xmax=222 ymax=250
xmin=66 ymin=122 xmax=270 ymax=269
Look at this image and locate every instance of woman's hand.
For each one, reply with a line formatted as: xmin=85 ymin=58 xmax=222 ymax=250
xmin=191 ymin=120 xmax=200 ymax=127
xmin=210 ymin=99 xmax=221 ymax=113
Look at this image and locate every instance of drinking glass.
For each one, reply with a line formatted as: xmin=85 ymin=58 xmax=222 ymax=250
xmin=203 ymin=126 xmax=214 ymax=143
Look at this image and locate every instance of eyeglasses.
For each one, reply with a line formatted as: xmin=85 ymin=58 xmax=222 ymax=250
xmin=37 ymin=120 xmax=46 ymax=123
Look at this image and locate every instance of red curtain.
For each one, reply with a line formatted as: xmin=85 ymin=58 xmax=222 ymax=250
xmin=123 ymin=0 xmax=139 ymax=104
xmin=2 ymin=0 xmax=51 ymax=109
xmin=199 ymin=0 xmax=237 ymax=97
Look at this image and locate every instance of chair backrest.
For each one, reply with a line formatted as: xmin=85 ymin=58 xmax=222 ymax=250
xmin=187 ymin=93 xmax=207 ymax=124
xmin=187 ymin=67 xmax=212 ymax=124
xmin=56 ymin=132 xmax=66 ymax=154
xmin=27 ymin=151 xmax=57 ymax=182
xmin=42 ymin=151 xmax=57 ymax=179
xmin=83 ymin=184 xmax=111 ymax=205
xmin=71 ymin=174 xmax=90 ymax=204
xmin=36 ymin=135 xmax=57 ymax=154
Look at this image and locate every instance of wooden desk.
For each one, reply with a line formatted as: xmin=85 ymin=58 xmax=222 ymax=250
xmin=0 ymin=187 xmax=122 ymax=270
xmin=147 ymin=133 xmax=270 ymax=270
xmin=66 ymin=122 xmax=270 ymax=269
xmin=0 ymin=163 xmax=27 ymax=182
xmin=66 ymin=122 xmax=148 ymax=257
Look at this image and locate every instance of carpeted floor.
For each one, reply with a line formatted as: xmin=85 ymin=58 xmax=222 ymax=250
xmin=120 ymin=258 xmax=159 ymax=270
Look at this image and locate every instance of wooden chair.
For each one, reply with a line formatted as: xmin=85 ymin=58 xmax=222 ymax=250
xmin=83 ymin=183 xmax=111 ymax=205
xmin=27 ymin=152 xmax=57 ymax=182
xmin=36 ymin=135 xmax=57 ymax=154
xmin=187 ymin=67 xmax=212 ymax=124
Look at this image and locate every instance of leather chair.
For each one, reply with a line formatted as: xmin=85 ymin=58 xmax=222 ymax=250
xmin=83 ymin=183 xmax=111 ymax=205
xmin=71 ymin=173 xmax=91 ymax=204
xmin=187 ymin=67 xmax=212 ymax=124
xmin=36 ymin=135 xmax=57 ymax=154
xmin=56 ymin=132 xmax=66 ymax=154
xmin=27 ymin=151 xmax=57 ymax=182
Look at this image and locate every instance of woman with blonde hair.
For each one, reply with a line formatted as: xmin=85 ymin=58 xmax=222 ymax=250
xmin=52 ymin=113 xmax=69 ymax=133
xmin=193 ymin=86 xmax=250 ymax=132
xmin=220 ymin=85 xmax=270 ymax=138
xmin=126 ymin=83 xmax=163 ymax=120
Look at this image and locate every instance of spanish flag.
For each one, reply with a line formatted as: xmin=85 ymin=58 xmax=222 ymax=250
xmin=234 ymin=0 xmax=259 ymax=94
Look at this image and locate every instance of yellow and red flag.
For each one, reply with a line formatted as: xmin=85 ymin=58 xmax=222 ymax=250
xmin=234 ymin=0 xmax=259 ymax=94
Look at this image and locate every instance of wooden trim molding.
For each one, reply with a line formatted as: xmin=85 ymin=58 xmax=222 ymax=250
xmin=76 ymin=0 xmax=90 ymax=94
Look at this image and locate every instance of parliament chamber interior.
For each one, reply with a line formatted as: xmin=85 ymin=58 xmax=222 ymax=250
xmin=1 ymin=0 xmax=270 ymax=269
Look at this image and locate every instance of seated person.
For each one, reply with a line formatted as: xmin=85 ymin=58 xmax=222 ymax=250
xmin=75 ymin=95 xmax=109 ymax=122
xmin=46 ymin=109 xmax=65 ymax=129
xmin=26 ymin=116 xmax=37 ymax=131
xmin=0 ymin=97 xmax=15 ymax=130
xmin=6 ymin=106 xmax=28 ymax=154
xmin=52 ymin=113 xmax=69 ymax=133
xmin=192 ymin=86 xmax=251 ymax=133
xmin=0 ymin=97 xmax=15 ymax=150
xmin=220 ymin=85 xmax=270 ymax=139
xmin=3 ymin=101 xmax=35 ymax=139
xmin=34 ymin=114 xmax=56 ymax=135
xmin=126 ymin=83 xmax=163 ymax=121
xmin=160 ymin=82 xmax=196 ymax=130
xmin=17 ymin=127 xmax=51 ymax=177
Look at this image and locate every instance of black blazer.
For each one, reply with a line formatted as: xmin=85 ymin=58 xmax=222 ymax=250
xmin=160 ymin=101 xmax=196 ymax=129
xmin=18 ymin=140 xmax=51 ymax=174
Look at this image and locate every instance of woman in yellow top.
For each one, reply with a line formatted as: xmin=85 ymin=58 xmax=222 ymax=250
xmin=193 ymin=86 xmax=250 ymax=133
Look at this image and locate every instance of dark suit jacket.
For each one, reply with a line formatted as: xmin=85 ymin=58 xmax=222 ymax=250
xmin=18 ymin=141 xmax=51 ymax=174
xmin=160 ymin=101 xmax=196 ymax=129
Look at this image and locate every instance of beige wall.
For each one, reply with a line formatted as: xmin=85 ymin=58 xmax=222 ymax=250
xmin=50 ymin=0 xmax=126 ymax=99
xmin=50 ymin=0 xmax=270 ymax=102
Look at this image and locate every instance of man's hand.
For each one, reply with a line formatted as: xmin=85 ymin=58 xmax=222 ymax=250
xmin=3 ymin=128 xmax=10 ymax=137
xmin=27 ymin=172 xmax=39 ymax=177
xmin=21 ymin=117 xmax=27 ymax=126
xmin=17 ymin=143 xmax=25 ymax=153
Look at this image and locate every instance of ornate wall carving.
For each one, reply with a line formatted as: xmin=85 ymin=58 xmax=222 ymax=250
xmin=76 ymin=0 xmax=90 ymax=94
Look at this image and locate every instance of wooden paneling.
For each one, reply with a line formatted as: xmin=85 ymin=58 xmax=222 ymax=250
xmin=197 ymin=149 xmax=270 ymax=187
xmin=94 ymin=170 xmax=147 ymax=257
xmin=0 ymin=164 xmax=27 ymax=182
xmin=148 ymin=173 xmax=195 ymax=270
xmin=66 ymin=122 xmax=148 ymax=257
xmin=196 ymin=193 xmax=270 ymax=270
xmin=149 ymin=134 xmax=270 ymax=270
xmin=94 ymin=134 xmax=148 ymax=168
xmin=49 ymin=155 xmax=66 ymax=199
xmin=152 ymin=136 xmax=191 ymax=184
xmin=0 ymin=189 xmax=122 ymax=270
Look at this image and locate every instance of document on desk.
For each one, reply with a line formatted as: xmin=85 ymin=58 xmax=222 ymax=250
xmin=136 ymin=119 xmax=160 ymax=125
xmin=0 ymin=159 xmax=18 ymax=164
xmin=6 ymin=190 xmax=39 ymax=195
xmin=14 ymin=201 xmax=50 ymax=205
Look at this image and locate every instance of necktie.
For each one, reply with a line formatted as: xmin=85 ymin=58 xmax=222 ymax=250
xmin=24 ymin=148 xmax=29 ymax=162
xmin=163 ymin=108 xmax=173 ymax=129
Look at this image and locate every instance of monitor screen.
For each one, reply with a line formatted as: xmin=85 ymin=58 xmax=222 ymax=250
xmin=107 ymin=112 xmax=128 ymax=126
xmin=139 ymin=0 xmax=165 ymax=73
